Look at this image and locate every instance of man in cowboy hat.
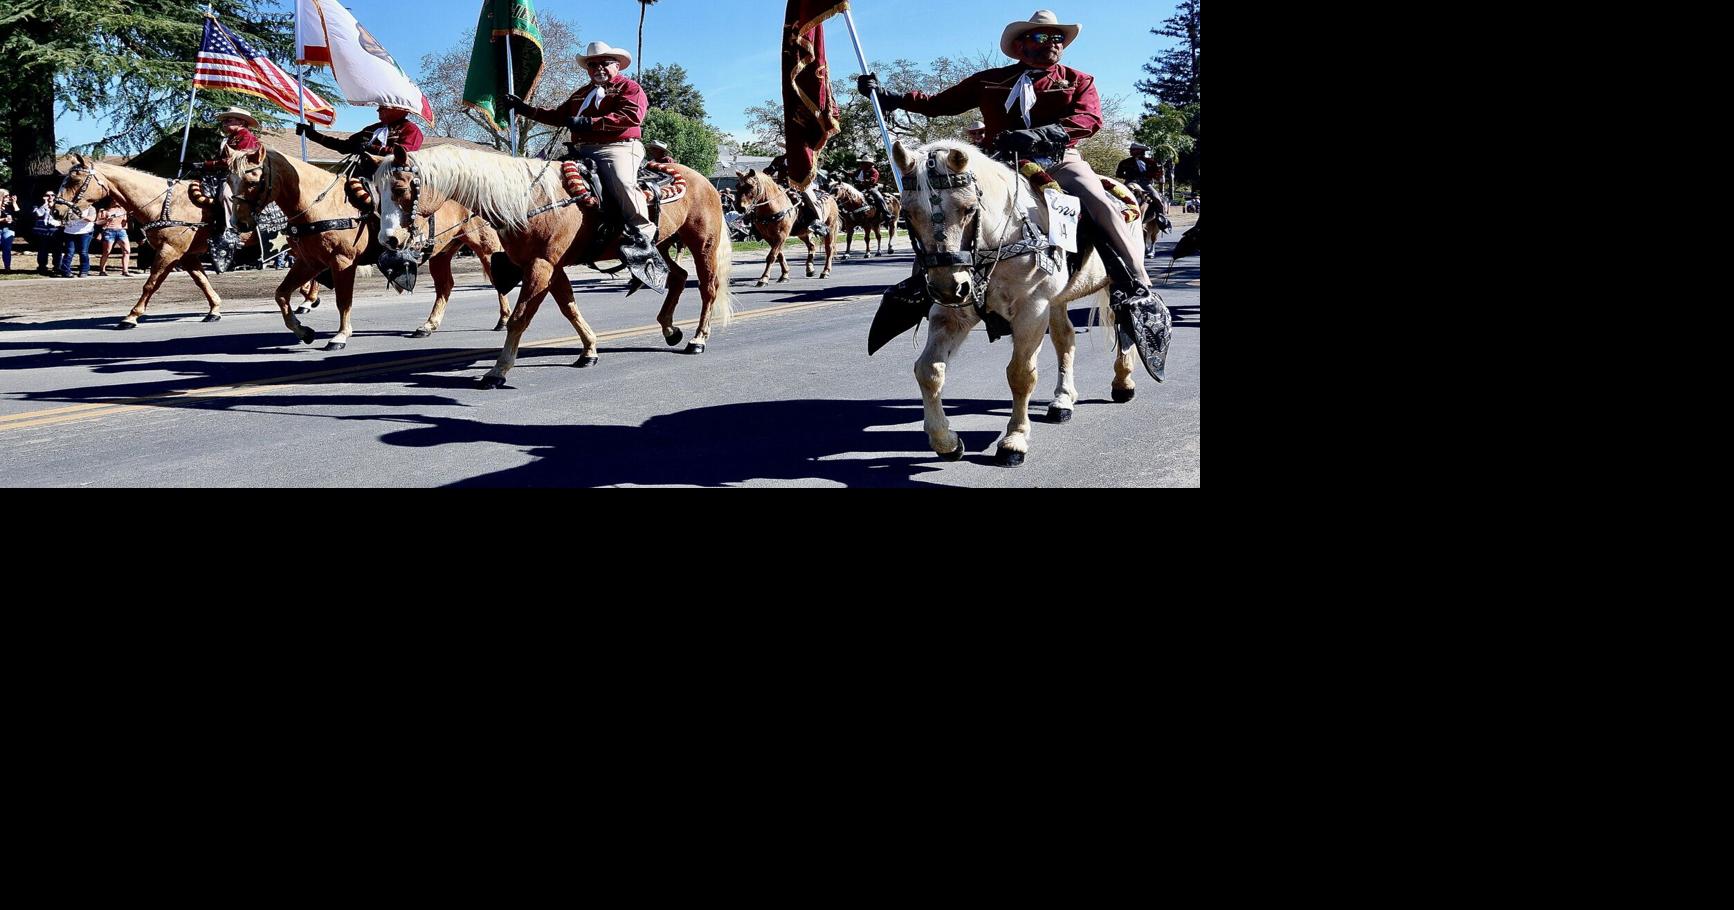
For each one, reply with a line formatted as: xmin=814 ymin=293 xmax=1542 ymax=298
xmin=846 ymin=152 xmax=890 ymax=223
xmin=644 ymin=138 xmax=675 ymax=165
xmin=858 ymin=9 xmax=1172 ymax=380
xmin=188 ymin=106 xmax=262 ymax=273
xmin=1115 ymin=142 xmax=1160 ymax=200
xmin=298 ymin=103 xmax=425 ymax=157
xmin=966 ymin=120 xmax=990 ymax=150
xmin=763 ymin=153 xmax=831 ymax=237
xmin=499 ymin=40 xmax=665 ymax=290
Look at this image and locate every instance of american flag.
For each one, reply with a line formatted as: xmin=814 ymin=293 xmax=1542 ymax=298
xmin=195 ymin=16 xmax=337 ymax=125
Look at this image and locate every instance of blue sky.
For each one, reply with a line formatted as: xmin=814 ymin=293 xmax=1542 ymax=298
xmin=57 ymin=0 xmax=1181 ymax=148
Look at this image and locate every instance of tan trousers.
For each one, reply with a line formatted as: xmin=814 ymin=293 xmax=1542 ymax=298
xmin=1050 ymin=149 xmax=1150 ymax=285
xmin=579 ymin=139 xmax=654 ymax=244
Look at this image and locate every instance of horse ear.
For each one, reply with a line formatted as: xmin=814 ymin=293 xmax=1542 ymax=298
xmin=893 ymin=141 xmax=916 ymax=174
xmin=735 ymin=170 xmax=747 ymax=180
xmin=393 ymin=145 xmax=408 ymax=167
xmin=248 ymin=145 xmax=266 ymax=164
xmin=946 ymin=149 xmax=969 ymax=172
xmin=367 ymin=153 xmax=387 ymax=170
xmin=75 ymin=153 xmax=89 ymax=168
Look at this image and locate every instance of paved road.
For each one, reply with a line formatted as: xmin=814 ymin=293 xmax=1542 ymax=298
xmin=0 ymin=238 xmax=1199 ymax=487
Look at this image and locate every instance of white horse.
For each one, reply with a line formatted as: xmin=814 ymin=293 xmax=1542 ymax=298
xmin=892 ymin=140 xmax=1141 ymax=466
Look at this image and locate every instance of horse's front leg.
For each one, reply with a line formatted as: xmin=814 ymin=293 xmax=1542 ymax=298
xmin=274 ymin=259 xmax=325 ymax=344
xmin=324 ymin=263 xmax=356 ymax=351
xmin=755 ymin=236 xmax=777 ymax=287
xmin=1046 ymin=298 xmax=1079 ymax=424
xmin=548 ymin=267 xmax=601 ymax=367
xmin=476 ymin=251 xmax=509 ymax=330
xmin=479 ymin=258 xmax=553 ymax=389
xmin=996 ymin=301 xmax=1048 ymax=467
xmin=117 ymin=246 xmax=180 ymax=328
xmin=411 ymin=250 xmax=457 ymax=338
xmin=801 ymin=233 xmax=817 ymax=277
xmin=916 ymin=305 xmax=977 ymax=461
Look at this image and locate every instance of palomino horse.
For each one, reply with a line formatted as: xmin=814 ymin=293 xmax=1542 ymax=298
xmin=367 ymin=144 xmax=733 ymax=388
xmin=370 ymin=196 xmax=512 ymax=338
xmin=892 ymin=140 xmax=1142 ymax=467
xmin=734 ymin=170 xmax=838 ymax=286
xmin=53 ymin=155 xmax=316 ymax=328
xmin=834 ymin=184 xmax=901 ymax=259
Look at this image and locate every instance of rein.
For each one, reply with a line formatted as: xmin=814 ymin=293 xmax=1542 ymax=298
xmin=905 ymin=150 xmax=1054 ymax=311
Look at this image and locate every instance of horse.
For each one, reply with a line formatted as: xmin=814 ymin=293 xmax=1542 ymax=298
xmin=1128 ymin=183 xmax=1172 ymax=259
xmin=367 ymin=143 xmax=734 ymax=388
xmin=734 ymin=170 xmax=839 ymax=286
xmin=53 ymin=155 xmax=316 ymax=329
xmin=891 ymin=139 xmax=1142 ymax=467
xmin=834 ymin=184 xmax=901 ymax=259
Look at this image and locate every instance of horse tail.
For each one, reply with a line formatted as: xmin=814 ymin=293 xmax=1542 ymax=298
xmin=709 ymin=216 xmax=735 ymax=330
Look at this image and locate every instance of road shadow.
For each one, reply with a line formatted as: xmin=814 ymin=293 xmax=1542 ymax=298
xmin=352 ymin=397 xmax=1014 ymax=488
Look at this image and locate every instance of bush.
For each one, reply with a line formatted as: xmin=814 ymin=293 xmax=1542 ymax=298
xmin=643 ymin=109 xmax=718 ymax=178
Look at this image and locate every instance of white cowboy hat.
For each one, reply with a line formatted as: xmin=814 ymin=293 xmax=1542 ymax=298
xmin=1000 ymin=10 xmax=1080 ymax=59
xmin=577 ymin=41 xmax=632 ymax=69
xmin=212 ymin=106 xmax=259 ymax=129
xmin=968 ymin=120 xmax=987 ymax=132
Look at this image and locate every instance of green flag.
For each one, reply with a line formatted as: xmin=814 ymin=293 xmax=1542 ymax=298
xmin=463 ymin=0 xmax=545 ymax=134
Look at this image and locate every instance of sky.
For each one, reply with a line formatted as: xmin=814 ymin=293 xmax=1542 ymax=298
xmin=56 ymin=0 xmax=1181 ymax=149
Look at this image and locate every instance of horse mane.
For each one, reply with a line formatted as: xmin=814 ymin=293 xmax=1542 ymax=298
xmin=834 ymin=184 xmax=865 ymax=207
xmin=402 ymin=145 xmax=563 ymax=233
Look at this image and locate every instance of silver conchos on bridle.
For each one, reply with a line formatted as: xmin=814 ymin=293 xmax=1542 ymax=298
xmin=906 ymin=149 xmax=1059 ymax=311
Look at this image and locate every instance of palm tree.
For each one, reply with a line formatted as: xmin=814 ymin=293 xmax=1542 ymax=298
xmin=637 ymin=0 xmax=659 ymax=78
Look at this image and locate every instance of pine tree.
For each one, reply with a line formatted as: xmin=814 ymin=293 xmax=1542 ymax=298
xmin=1136 ymin=0 xmax=1200 ymax=110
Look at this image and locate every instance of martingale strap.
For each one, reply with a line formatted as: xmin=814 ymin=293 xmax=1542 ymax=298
xmin=525 ymin=196 xmax=582 ymax=220
xmin=751 ymin=205 xmax=796 ymax=225
xmin=143 ymin=180 xmax=211 ymax=232
xmin=286 ymin=218 xmax=359 ymax=237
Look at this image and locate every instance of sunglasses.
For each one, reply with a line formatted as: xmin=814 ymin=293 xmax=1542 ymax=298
xmin=1024 ymin=33 xmax=1066 ymax=45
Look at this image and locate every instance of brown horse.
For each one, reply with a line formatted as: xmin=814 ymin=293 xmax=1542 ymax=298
xmin=734 ymin=170 xmax=838 ymax=286
xmin=384 ymin=198 xmax=512 ymax=338
xmin=834 ymin=184 xmax=901 ymax=259
xmin=53 ymin=156 xmax=316 ymax=329
xmin=227 ymin=146 xmax=378 ymax=349
xmin=368 ymin=144 xmax=734 ymax=389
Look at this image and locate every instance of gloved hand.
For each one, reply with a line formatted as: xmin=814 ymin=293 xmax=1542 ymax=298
xmin=295 ymin=122 xmax=318 ymax=137
xmin=993 ymin=125 xmax=1068 ymax=158
xmin=855 ymin=73 xmax=901 ymax=112
xmin=500 ymin=93 xmax=523 ymax=114
xmin=568 ymin=115 xmax=594 ymax=133
xmin=187 ymin=161 xmax=208 ymax=174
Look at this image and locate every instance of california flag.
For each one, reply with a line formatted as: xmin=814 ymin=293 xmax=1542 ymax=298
xmin=296 ymin=0 xmax=436 ymax=125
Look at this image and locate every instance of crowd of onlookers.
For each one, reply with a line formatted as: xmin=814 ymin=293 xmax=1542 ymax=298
xmin=1 ymin=187 xmax=134 ymax=278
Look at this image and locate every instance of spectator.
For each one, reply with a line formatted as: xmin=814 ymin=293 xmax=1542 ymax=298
xmin=97 ymin=203 xmax=133 ymax=277
xmin=60 ymin=201 xmax=97 ymax=278
xmin=31 ymin=192 xmax=63 ymax=275
xmin=0 ymin=188 xmax=18 ymax=272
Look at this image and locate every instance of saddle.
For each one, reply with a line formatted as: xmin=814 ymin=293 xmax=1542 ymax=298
xmin=559 ymin=156 xmax=688 ymax=264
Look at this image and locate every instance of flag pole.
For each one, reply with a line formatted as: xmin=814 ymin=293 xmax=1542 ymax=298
xmin=503 ymin=1 xmax=518 ymax=157
xmin=840 ymin=6 xmax=903 ymax=195
xmin=295 ymin=2 xmax=309 ymax=160
xmin=177 ymin=5 xmax=218 ymax=179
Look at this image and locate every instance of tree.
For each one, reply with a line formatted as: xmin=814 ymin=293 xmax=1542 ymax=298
xmin=1 ymin=0 xmax=333 ymax=191
xmin=1134 ymin=103 xmax=1195 ymax=198
xmin=643 ymin=109 xmax=717 ymax=177
xmin=1136 ymin=0 xmax=1200 ymax=110
xmin=639 ymin=63 xmax=706 ymax=122
xmin=419 ymin=11 xmax=583 ymax=154
xmin=636 ymin=0 xmax=659 ymax=79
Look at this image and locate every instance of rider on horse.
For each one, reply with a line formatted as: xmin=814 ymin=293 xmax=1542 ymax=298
xmin=500 ymin=40 xmax=666 ymax=290
xmin=1115 ymin=142 xmax=1160 ymax=202
xmin=858 ymin=9 xmax=1172 ymax=378
xmin=764 ymin=153 xmax=831 ymax=237
xmin=298 ymin=103 xmax=425 ymax=158
xmin=188 ymin=106 xmax=261 ymax=273
xmin=847 ymin=152 xmax=891 ymax=223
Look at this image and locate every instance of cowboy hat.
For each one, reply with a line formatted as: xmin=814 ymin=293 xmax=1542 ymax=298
xmin=1129 ymin=142 xmax=1149 ymax=151
xmin=212 ymin=106 xmax=259 ymax=129
xmin=1000 ymin=10 xmax=1081 ymax=59
xmin=577 ymin=41 xmax=632 ymax=69
xmin=968 ymin=120 xmax=987 ymax=132
xmin=645 ymin=138 xmax=672 ymax=155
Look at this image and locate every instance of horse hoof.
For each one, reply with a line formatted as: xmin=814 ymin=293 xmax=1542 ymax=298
xmin=664 ymin=327 xmax=684 ymax=347
xmin=1048 ymin=406 xmax=1074 ymax=424
xmin=776 ymin=276 xmax=789 ymax=283
xmin=115 ymin=320 xmax=138 ymax=330
xmin=298 ymin=330 xmax=316 ymax=345
xmin=995 ymin=448 xmax=1026 ymax=467
xmin=754 ymin=279 xmax=767 ymax=288
xmin=683 ymin=343 xmax=706 ymax=355
xmin=492 ymin=320 xmax=507 ymax=331
xmin=323 ymin=341 xmax=346 ymax=352
xmin=939 ymin=441 xmax=965 ymax=462
xmin=573 ymin=355 xmax=600 ymax=368
xmin=203 ymin=313 xmax=221 ymax=323
xmin=477 ymin=374 xmax=507 ymax=390
xmin=1112 ymin=387 xmax=1136 ymax=403
xmin=294 ymin=306 xmax=310 ymax=314
xmin=410 ymin=329 xmax=433 ymax=339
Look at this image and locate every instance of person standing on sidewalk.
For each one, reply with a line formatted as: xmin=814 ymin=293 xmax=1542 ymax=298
xmin=96 ymin=203 xmax=133 ymax=277
xmin=0 ymin=188 xmax=19 ymax=272
xmin=59 ymin=202 xmax=97 ymax=278
xmin=31 ymin=192 xmax=63 ymax=274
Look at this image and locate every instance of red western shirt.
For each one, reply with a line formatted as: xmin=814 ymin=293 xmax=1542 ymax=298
xmin=851 ymin=165 xmax=880 ymax=186
xmin=307 ymin=119 xmax=424 ymax=154
xmin=897 ymin=63 xmax=1102 ymax=149
xmin=525 ymin=77 xmax=646 ymax=143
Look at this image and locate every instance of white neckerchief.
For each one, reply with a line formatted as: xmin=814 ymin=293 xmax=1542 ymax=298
xmin=1004 ymin=70 xmax=1043 ymax=128
xmin=580 ymin=85 xmax=607 ymax=115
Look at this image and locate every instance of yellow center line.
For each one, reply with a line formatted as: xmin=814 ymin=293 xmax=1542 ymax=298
xmin=0 ymin=296 xmax=861 ymax=434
